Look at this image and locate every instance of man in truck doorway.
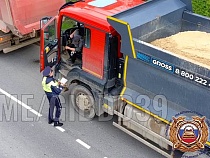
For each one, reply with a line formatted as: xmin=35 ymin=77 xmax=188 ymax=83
xmin=65 ymin=29 xmax=83 ymax=65
xmin=42 ymin=66 xmax=64 ymax=127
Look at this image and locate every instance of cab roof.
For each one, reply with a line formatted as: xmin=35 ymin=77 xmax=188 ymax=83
xmin=60 ymin=0 xmax=145 ymax=32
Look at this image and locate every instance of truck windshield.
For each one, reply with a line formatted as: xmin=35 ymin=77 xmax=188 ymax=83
xmin=61 ymin=16 xmax=76 ymax=31
xmin=60 ymin=15 xmax=85 ymax=50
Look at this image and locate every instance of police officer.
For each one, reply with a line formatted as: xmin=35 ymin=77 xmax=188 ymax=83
xmin=42 ymin=66 xmax=64 ymax=126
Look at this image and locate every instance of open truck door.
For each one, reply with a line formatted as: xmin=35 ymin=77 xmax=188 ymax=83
xmin=40 ymin=16 xmax=58 ymax=72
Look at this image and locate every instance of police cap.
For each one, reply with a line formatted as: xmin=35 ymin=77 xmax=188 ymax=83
xmin=43 ymin=66 xmax=52 ymax=77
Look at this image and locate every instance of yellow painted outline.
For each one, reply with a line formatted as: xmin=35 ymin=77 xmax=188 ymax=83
xmin=120 ymin=55 xmax=128 ymax=97
xmin=122 ymin=98 xmax=210 ymax=146
xmin=107 ymin=16 xmax=128 ymax=25
xmin=127 ymin=24 xmax=136 ymax=59
xmin=126 ymin=99 xmax=171 ymax=125
xmin=124 ymin=99 xmax=210 ymax=146
xmin=107 ymin=16 xmax=136 ymax=59
xmin=120 ymin=87 xmax=126 ymax=97
xmin=123 ymin=56 xmax=128 ymax=87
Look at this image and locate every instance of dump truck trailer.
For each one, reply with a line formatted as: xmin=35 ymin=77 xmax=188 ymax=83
xmin=108 ymin=0 xmax=210 ymax=156
xmin=0 ymin=0 xmax=65 ymax=53
xmin=40 ymin=0 xmax=210 ymax=157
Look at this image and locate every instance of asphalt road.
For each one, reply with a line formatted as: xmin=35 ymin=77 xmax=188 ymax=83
xmin=0 ymin=44 xmax=163 ymax=158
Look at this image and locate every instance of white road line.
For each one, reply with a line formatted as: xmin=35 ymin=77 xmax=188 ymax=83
xmin=51 ymin=123 xmax=66 ymax=132
xmin=76 ymin=139 xmax=91 ymax=149
xmin=30 ymin=109 xmax=42 ymax=117
xmin=0 ymin=88 xmax=66 ymax=132
xmin=0 ymin=88 xmax=42 ymax=117
xmin=55 ymin=126 xmax=65 ymax=132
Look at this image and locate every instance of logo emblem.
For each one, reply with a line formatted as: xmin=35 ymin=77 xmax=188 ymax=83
xmin=169 ymin=116 xmax=209 ymax=152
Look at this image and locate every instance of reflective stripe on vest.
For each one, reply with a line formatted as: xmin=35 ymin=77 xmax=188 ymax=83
xmin=42 ymin=77 xmax=58 ymax=92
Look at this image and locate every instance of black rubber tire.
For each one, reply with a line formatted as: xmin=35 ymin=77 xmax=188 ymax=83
xmin=70 ymin=84 xmax=95 ymax=119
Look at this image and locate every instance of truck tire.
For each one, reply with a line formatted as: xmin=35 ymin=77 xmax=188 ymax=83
xmin=70 ymin=84 xmax=95 ymax=119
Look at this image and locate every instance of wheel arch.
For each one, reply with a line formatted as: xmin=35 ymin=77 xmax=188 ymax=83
xmin=66 ymin=69 xmax=106 ymax=116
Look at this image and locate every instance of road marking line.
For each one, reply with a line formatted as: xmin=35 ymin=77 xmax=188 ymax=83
xmin=0 ymin=88 xmax=42 ymax=117
xmin=0 ymin=88 xmax=66 ymax=132
xmin=55 ymin=126 xmax=65 ymax=132
xmin=76 ymin=139 xmax=91 ymax=149
xmin=30 ymin=109 xmax=42 ymax=117
xmin=51 ymin=124 xmax=65 ymax=132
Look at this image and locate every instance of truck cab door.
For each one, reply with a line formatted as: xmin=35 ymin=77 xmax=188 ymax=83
xmin=40 ymin=17 xmax=58 ymax=72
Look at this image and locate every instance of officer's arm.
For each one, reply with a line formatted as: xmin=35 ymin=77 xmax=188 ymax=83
xmin=51 ymin=84 xmax=63 ymax=95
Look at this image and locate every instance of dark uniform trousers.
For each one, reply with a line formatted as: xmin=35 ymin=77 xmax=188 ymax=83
xmin=67 ymin=44 xmax=77 ymax=63
xmin=47 ymin=95 xmax=62 ymax=122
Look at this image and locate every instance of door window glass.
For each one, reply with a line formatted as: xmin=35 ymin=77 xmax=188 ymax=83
xmin=84 ymin=28 xmax=91 ymax=48
xmin=44 ymin=20 xmax=56 ymax=47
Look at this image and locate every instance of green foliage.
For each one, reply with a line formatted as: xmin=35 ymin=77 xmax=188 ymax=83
xmin=66 ymin=0 xmax=77 ymax=2
xmin=61 ymin=19 xmax=76 ymax=31
xmin=62 ymin=0 xmax=78 ymax=31
xmin=192 ymin=0 xmax=210 ymax=17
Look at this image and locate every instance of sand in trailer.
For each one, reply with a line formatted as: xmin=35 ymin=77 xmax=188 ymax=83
xmin=151 ymin=31 xmax=210 ymax=69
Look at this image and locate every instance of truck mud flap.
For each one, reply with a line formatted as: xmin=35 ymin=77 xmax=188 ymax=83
xmin=113 ymin=110 xmax=174 ymax=158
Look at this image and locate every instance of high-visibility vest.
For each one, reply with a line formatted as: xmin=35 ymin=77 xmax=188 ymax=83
xmin=42 ymin=77 xmax=58 ymax=92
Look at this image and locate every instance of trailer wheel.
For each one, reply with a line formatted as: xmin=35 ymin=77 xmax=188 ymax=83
xmin=70 ymin=84 xmax=95 ymax=119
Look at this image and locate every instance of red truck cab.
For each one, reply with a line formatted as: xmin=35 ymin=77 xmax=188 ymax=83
xmin=40 ymin=0 xmax=143 ymax=78
xmin=40 ymin=0 xmax=144 ymax=118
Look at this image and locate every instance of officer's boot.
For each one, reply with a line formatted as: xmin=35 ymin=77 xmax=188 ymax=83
xmin=54 ymin=121 xmax=63 ymax=127
xmin=48 ymin=119 xmax=54 ymax=124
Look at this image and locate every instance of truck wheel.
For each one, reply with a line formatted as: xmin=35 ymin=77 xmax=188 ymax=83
xmin=70 ymin=84 xmax=95 ymax=119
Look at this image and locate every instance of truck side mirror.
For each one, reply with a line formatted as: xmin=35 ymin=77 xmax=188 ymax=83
xmin=40 ymin=17 xmax=52 ymax=29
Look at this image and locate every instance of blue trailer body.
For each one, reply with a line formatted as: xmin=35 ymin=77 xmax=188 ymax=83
xmin=108 ymin=0 xmax=210 ymax=146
